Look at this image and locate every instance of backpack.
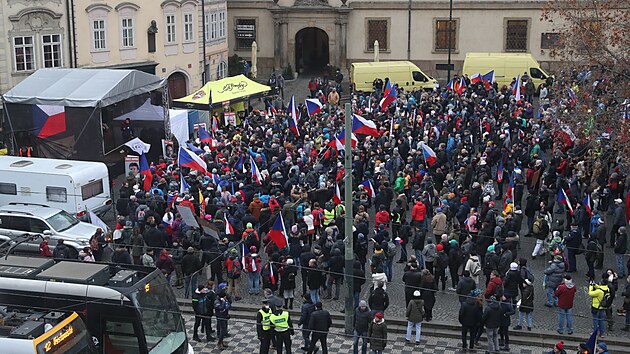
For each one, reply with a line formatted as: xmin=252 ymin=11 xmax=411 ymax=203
xmin=386 ymin=241 xmax=397 ymax=259
xmin=245 ymin=231 xmax=258 ymax=247
xmin=470 ymin=260 xmax=482 ymax=276
xmin=533 ymin=217 xmax=544 ymax=234
xmin=494 ymin=283 xmax=505 ymax=298
xmin=228 ymin=258 xmax=242 ymax=279
xmin=484 ymin=254 xmax=496 ymax=272
xmin=137 ymin=209 xmax=146 ymax=221
xmin=600 ymin=287 xmax=612 ymax=309
xmin=521 ymin=267 xmax=535 ymax=283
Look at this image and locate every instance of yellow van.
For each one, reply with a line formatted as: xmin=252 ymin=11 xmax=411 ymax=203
xmin=350 ymin=61 xmax=437 ymax=93
xmin=462 ymin=53 xmax=550 ymax=89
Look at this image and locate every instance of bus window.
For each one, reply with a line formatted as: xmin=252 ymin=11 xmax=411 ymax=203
xmin=530 ymin=67 xmax=547 ymax=79
xmin=412 ymin=71 xmax=427 ymax=82
xmin=103 ymin=319 xmax=141 ymax=354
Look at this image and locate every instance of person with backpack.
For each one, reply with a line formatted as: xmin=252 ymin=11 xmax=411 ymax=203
xmin=226 ymin=248 xmax=243 ymax=301
xmin=585 ymin=234 xmax=601 ymax=281
xmin=483 ymin=245 xmax=500 ymax=286
xmin=589 ymin=273 xmax=612 ymax=337
xmin=434 ymin=243 xmax=449 ymax=291
xmin=485 ymin=270 xmax=504 ymax=300
xmin=382 ymin=237 xmax=396 ymax=281
xmin=242 ymin=223 xmax=260 ymax=251
xmin=465 ymin=251 xmax=482 ymax=285
xmin=245 ymin=247 xmax=262 ymax=295
xmin=531 ymin=214 xmax=549 ymax=259
xmin=513 ymin=278 xmax=534 ymax=332
xmin=421 ymin=237 xmax=436 ymax=273
xmin=448 ymin=239 xmax=463 ymax=290
xmin=368 ymin=281 xmax=389 ymax=315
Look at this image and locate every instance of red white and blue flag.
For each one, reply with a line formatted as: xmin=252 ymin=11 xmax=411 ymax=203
xmin=513 ymin=74 xmax=522 ymax=102
xmin=360 ymin=180 xmax=376 ymax=198
xmin=180 ymin=174 xmax=190 ymax=194
xmin=456 ymin=76 xmax=467 ymax=94
xmin=268 ymin=214 xmax=288 ymax=249
xmin=482 ymin=70 xmax=495 ymax=89
xmin=198 ymin=126 xmax=212 ymax=143
xmin=379 ymin=80 xmax=397 ymax=111
xmin=557 ymin=188 xmax=574 ymax=215
xmin=504 ymin=172 xmax=514 ymax=207
xmin=33 ymin=104 xmax=66 ymax=139
xmin=421 ymin=143 xmax=437 ymax=166
xmin=209 ymin=173 xmax=221 ymax=186
xmin=266 ymin=101 xmax=277 ymax=117
xmin=287 ymin=95 xmax=299 ymax=136
xmin=224 ymin=214 xmax=235 ymax=235
xmin=186 ymin=143 xmax=204 ymax=155
xmin=333 ymin=183 xmax=342 ymax=205
xmin=269 ymin=261 xmax=276 ymax=284
xmin=352 ymin=114 xmax=379 ymax=137
xmin=497 ymin=160 xmax=504 ymax=183
xmin=233 ymin=155 xmax=246 ymax=173
xmin=305 ymin=98 xmax=323 ymax=116
xmin=446 ymin=80 xmax=455 ymax=91
xmin=178 ymin=146 xmax=207 ymax=173
xmin=328 ymin=129 xmax=357 ymax=149
xmin=583 ymin=194 xmax=592 ymax=216
xmin=251 ymin=158 xmax=262 ymax=185
xmin=140 ymin=153 xmax=152 ymax=191
xmin=471 ymin=73 xmax=482 ymax=84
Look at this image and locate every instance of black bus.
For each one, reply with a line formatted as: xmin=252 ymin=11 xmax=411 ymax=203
xmin=0 ymin=256 xmax=191 ymax=354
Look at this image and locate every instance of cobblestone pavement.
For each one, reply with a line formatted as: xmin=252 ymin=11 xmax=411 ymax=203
xmin=183 ymin=313 xmax=544 ymax=354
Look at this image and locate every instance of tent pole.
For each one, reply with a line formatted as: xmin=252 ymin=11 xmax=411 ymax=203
xmin=163 ymin=85 xmax=171 ymax=140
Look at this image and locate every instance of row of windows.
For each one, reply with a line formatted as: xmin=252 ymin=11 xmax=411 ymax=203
xmin=12 ymin=34 xmax=62 ymax=72
xmin=204 ymin=11 xmax=227 ymax=42
xmin=0 ymin=180 xmax=103 ymax=201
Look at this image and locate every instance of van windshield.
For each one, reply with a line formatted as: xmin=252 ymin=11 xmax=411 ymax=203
xmin=46 ymin=211 xmax=80 ymax=232
xmin=530 ymin=67 xmax=547 ymax=79
xmin=412 ymin=71 xmax=427 ymax=82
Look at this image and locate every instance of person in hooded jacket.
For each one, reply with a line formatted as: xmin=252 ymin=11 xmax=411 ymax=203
xmin=279 ymin=258 xmax=298 ymax=309
xmin=111 ymin=244 xmax=133 ymax=265
xmin=299 ymin=293 xmax=316 ymax=351
xmin=367 ymin=312 xmax=387 ymax=354
xmin=448 ymin=239 xmax=463 ymax=290
xmin=323 ymin=248 xmax=344 ymax=300
xmin=555 ymin=275 xmax=577 ymax=334
xmin=403 ymin=263 xmax=423 ymax=305
xmin=482 ymin=296 xmax=503 ymax=354
xmin=465 ymin=251 xmax=482 ymax=285
xmin=514 ymin=279 xmax=534 ymax=333
xmin=52 ymin=239 xmax=72 ymax=259
xmin=420 ymin=269 xmax=437 ymax=321
xmin=456 ymin=270 xmax=477 ymax=303
xmin=459 ymin=289 xmax=482 ymax=351
xmin=498 ymin=295 xmax=516 ymax=351
xmin=434 ymin=243 xmax=449 ymax=291
xmin=353 ymin=300 xmax=372 ymax=354
xmin=544 ymin=255 xmax=566 ymax=307
xmin=503 ymin=262 xmax=522 ymax=304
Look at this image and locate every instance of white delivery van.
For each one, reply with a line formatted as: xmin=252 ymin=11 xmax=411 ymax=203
xmin=0 ymin=156 xmax=112 ymax=217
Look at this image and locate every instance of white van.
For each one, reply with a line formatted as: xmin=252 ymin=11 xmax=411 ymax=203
xmin=0 ymin=156 xmax=112 ymax=217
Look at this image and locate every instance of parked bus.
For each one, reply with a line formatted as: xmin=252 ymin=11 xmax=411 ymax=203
xmin=0 ymin=256 xmax=192 ymax=354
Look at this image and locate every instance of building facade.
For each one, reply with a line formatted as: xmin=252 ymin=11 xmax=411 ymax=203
xmin=72 ymin=0 xmax=229 ymax=99
xmin=227 ymin=0 xmax=561 ymax=80
xmin=0 ymin=0 xmax=72 ymax=96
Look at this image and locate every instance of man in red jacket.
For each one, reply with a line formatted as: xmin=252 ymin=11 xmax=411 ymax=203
xmin=411 ymin=198 xmax=427 ymax=230
xmin=484 ymin=271 xmax=503 ymax=300
xmin=554 ymin=275 xmax=577 ymax=335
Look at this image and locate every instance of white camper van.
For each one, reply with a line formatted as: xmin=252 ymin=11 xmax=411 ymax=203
xmin=0 ymin=156 xmax=112 ymax=217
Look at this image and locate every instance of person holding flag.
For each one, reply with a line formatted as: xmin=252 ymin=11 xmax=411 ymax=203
xmin=139 ymin=153 xmax=152 ymax=191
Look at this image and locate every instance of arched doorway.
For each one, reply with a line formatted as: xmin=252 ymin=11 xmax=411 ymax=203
xmin=295 ymin=27 xmax=329 ymax=74
xmin=167 ymin=72 xmax=188 ymax=100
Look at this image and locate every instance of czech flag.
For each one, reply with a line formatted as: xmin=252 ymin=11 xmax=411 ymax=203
xmin=421 ymin=143 xmax=437 ymax=166
xmin=567 ymin=87 xmax=577 ymax=106
xmin=332 ymin=138 xmax=345 ymax=153
xmin=360 ymin=180 xmax=376 ymax=198
xmin=333 ymin=183 xmax=342 ymax=205
xmin=456 ymin=76 xmax=467 ymax=94
xmin=446 ymin=80 xmax=455 ymax=91
xmin=504 ymin=172 xmax=514 ymax=207
xmin=224 ymin=214 xmax=235 ymax=235
xmin=178 ymin=146 xmax=207 ymax=173
xmin=269 ymin=261 xmax=276 ymax=285
xmin=583 ymin=194 xmax=592 ymax=217
xmin=379 ymin=80 xmax=397 ymax=111
xmin=140 ymin=153 xmax=152 ymax=191
xmin=251 ymin=158 xmax=262 ymax=185
xmin=266 ymin=101 xmax=277 ymax=117
xmin=186 ymin=143 xmax=204 ymax=155
xmin=557 ymin=188 xmax=574 ymax=215
xmin=471 ymin=73 xmax=482 ymax=85
xmin=287 ymin=95 xmax=300 ymax=136
xmin=33 ymin=104 xmax=66 ymax=139
xmin=234 ymin=155 xmax=246 ymax=173
xmin=482 ymin=70 xmax=495 ymax=89
xmin=513 ymin=74 xmax=522 ymax=102
xmin=305 ymin=98 xmax=323 ymax=116
xmin=180 ymin=174 xmax=190 ymax=194
xmin=328 ymin=129 xmax=357 ymax=149
xmin=198 ymin=126 xmax=212 ymax=143
xmin=268 ymin=214 xmax=288 ymax=250
xmin=497 ymin=160 xmax=504 ymax=183
xmin=352 ymin=114 xmax=379 ymax=137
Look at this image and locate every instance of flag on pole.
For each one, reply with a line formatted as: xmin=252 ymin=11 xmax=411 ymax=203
xmin=234 ymin=155 xmax=245 ymax=173
xmin=497 ymin=160 xmax=504 ymax=183
xmin=224 ymin=214 xmax=234 ymax=235
xmin=379 ymin=80 xmax=397 ymax=110
xmin=140 ymin=153 xmax=152 ymax=191
xmin=269 ymin=262 xmax=276 ymax=285
xmin=351 ymin=114 xmax=379 ymax=136
xmin=471 ymin=73 xmax=482 ymax=84
xmin=305 ymin=98 xmax=323 ymax=116
xmin=242 ymin=243 xmax=247 ymax=267
xmin=513 ymin=74 xmax=522 ymax=102
xmin=287 ymin=95 xmax=299 ymax=136
xmin=446 ymin=80 xmax=454 ymax=91
xmin=457 ymin=76 xmax=467 ymax=94
xmin=333 ymin=183 xmax=342 ymax=205
xmin=482 ymin=70 xmax=495 ymax=89
xmin=186 ymin=143 xmax=204 ymax=155
xmin=585 ymin=328 xmax=598 ymax=353
xmin=421 ymin=143 xmax=437 ymax=166
xmin=178 ymin=147 xmax=207 ymax=173
xmin=583 ymin=194 xmax=592 ymax=217
xmin=88 ymin=210 xmax=109 ymax=232
xmin=268 ymin=214 xmax=288 ymax=249
xmin=360 ymin=180 xmax=376 ymax=198
xmin=198 ymin=126 xmax=212 ymax=143
xmin=328 ymin=129 xmax=357 ymax=149
xmin=251 ymin=158 xmax=262 ymax=185
xmin=180 ymin=174 xmax=190 ymax=194
xmin=557 ymin=188 xmax=574 ymax=215
xmin=266 ymin=101 xmax=277 ymax=117
xmin=124 ymin=137 xmax=151 ymax=155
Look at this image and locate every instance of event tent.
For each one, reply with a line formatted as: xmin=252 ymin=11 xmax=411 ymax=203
xmin=173 ymin=74 xmax=271 ymax=110
xmin=2 ymin=68 xmax=166 ymax=160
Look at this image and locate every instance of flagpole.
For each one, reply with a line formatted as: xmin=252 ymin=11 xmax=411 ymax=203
xmin=343 ymin=103 xmax=354 ymax=334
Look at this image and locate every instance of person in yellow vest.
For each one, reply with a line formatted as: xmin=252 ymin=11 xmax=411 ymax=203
xmin=270 ymin=302 xmax=294 ymax=354
xmin=323 ymin=204 xmax=336 ymax=227
xmin=257 ymin=298 xmax=274 ymax=354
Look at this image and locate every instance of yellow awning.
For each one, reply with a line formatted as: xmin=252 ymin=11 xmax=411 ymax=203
xmin=173 ymin=74 xmax=271 ymax=110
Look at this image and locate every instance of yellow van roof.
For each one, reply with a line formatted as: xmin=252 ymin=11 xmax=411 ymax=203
xmin=352 ymin=61 xmax=416 ymax=68
xmin=465 ymin=52 xmax=535 ymax=59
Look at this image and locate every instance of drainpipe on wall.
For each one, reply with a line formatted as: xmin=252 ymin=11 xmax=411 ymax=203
xmin=65 ymin=0 xmax=74 ymax=67
xmin=201 ymin=0 xmax=207 ymax=84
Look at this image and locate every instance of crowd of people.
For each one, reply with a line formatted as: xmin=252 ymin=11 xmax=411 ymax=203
xmin=46 ymin=65 xmax=630 ymax=353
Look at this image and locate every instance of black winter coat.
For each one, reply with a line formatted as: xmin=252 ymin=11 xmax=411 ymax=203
xmin=308 ymin=309 xmax=332 ymax=332
xmin=459 ymin=297 xmax=482 ymax=327
xmin=353 ymin=307 xmax=373 ymax=332
xmin=482 ymin=300 xmax=502 ymax=329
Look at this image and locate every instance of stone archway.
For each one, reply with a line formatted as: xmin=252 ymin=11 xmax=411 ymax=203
xmin=295 ymin=27 xmax=329 ymax=74
xmin=167 ymin=71 xmax=188 ymax=100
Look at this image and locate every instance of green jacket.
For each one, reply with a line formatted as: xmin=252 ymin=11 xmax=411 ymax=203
xmin=368 ymin=319 xmax=387 ymax=350
xmin=394 ymin=177 xmax=405 ymax=194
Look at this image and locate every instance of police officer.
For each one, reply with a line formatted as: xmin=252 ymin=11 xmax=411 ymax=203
xmin=257 ymin=298 xmax=273 ymax=354
xmin=270 ymin=302 xmax=294 ymax=354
